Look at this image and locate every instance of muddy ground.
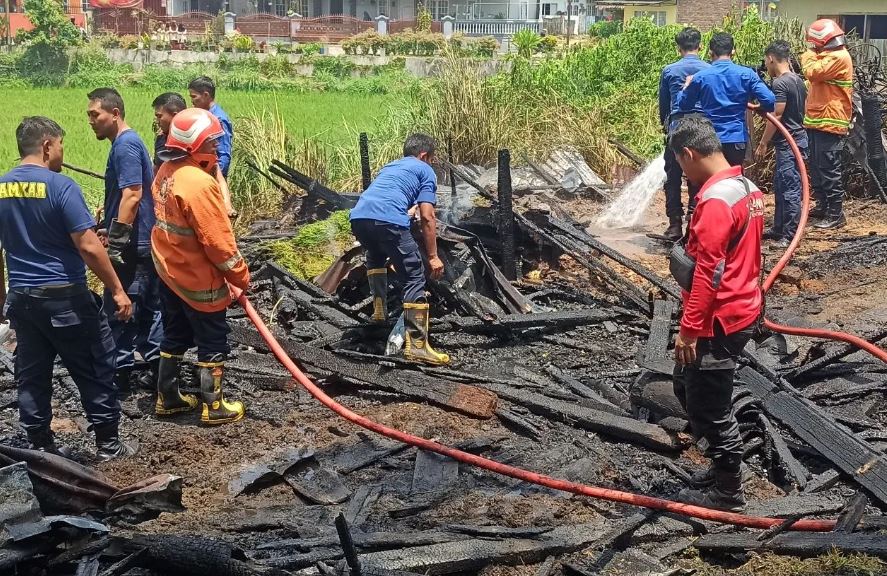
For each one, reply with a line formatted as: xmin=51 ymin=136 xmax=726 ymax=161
xmin=3 ymin=186 xmax=887 ymax=575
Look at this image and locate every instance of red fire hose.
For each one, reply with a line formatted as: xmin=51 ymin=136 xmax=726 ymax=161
xmin=233 ymin=111 xmax=886 ymax=533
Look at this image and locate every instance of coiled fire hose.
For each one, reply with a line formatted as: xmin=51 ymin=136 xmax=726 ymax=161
xmin=234 ymin=111 xmax=887 ymax=532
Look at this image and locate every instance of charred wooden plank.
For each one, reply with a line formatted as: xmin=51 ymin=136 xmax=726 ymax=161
xmin=834 ymin=492 xmax=868 ymax=533
xmin=745 ymin=493 xmax=844 ymax=517
xmin=638 ymin=300 xmax=676 ymax=375
xmin=359 ymin=515 xmax=647 ymax=575
xmin=804 ymin=469 xmax=841 ymax=494
xmin=438 ymin=308 xmax=615 ymax=335
xmin=412 ymin=451 xmax=459 ymax=494
xmin=229 ymin=324 xmax=497 ymax=419
xmin=758 ymin=414 xmax=809 ymax=490
xmin=694 ymin=531 xmax=887 ymax=559
xmin=738 ymin=366 xmax=887 ymax=507
xmin=478 ymin=382 xmax=680 ymax=451
xmin=544 ymin=365 xmax=628 ymax=416
xmin=787 ymin=328 xmax=887 ymax=382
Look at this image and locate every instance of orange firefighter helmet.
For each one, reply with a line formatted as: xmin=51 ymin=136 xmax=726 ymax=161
xmin=807 ymin=19 xmax=846 ymax=50
xmin=158 ymin=107 xmax=223 ymax=170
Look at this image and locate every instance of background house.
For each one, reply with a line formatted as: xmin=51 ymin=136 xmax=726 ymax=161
xmin=773 ymin=0 xmax=887 ymax=54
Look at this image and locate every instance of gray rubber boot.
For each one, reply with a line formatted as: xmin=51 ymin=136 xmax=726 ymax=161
xmin=690 ymin=462 xmax=753 ymax=487
xmin=678 ymin=468 xmax=746 ymax=512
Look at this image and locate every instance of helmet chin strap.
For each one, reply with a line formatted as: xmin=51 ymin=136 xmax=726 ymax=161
xmin=192 ymin=152 xmax=218 ymax=173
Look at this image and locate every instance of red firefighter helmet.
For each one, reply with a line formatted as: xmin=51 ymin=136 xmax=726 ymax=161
xmin=807 ymin=19 xmax=846 ymax=50
xmin=158 ymin=108 xmax=224 ymax=163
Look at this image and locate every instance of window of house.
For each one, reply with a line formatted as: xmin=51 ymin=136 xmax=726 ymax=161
xmin=189 ymin=0 xmax=198 ymax=12
xmin=635 ymin=10 xmax=666 ymax=26
xmin=541 ymin=2 xmax=556 ymax=17
xmin=839 ymin=14 xmax=887 ymax=40
xmin=274 ymin=0 xmax=285 ymax=16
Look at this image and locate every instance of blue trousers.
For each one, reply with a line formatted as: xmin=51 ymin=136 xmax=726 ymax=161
xmin=350 ymin=218 xmax=427 ymax=303
xmin=773 ymin=139 xmax=808 ymax=240
xmin=159 ymin=282 xmax=230 ymax=362
xmin=5 ymin=286 xmax=119 ymax=432
xmin=103 ymin=258 xmax=163 ymax=370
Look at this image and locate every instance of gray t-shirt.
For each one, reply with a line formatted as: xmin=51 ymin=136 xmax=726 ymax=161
xmin=772 ymin=72 xmax=807 ymax=143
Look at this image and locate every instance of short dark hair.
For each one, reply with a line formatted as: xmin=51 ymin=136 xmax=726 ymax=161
xmin=188 ymin=76 xmax=216 ymax=98
xmin=152 ymin=92 xmax=187 ymax=113
xmin=765 ymin=40 xmax=791 ymax=62
xmin=668 ymin=114 xmax=722 ymax=157
xmin=675 ymin=27 xmax=701 ymax=52
xmin=403 ymin=133 xmax=436 ymax=158
xmin=708 ymin=32 xmax=734 ymax=58
xmin=16 ymin=116 xmax=65 ymax=158
xmin=87 ymin=87 xmax=126 ymax=119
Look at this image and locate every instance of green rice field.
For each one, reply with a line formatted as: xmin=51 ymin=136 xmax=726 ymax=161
xmin=0 ymin=87 xmax=390 ymax=207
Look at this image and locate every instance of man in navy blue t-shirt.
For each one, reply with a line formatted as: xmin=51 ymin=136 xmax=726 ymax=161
xmin=88 ymin=88 xmax=163 ymax=392
xmin=349 ymin=133 xmax=449 ymax=365
xmin=0 ymin=116 xmax=135 ymax=461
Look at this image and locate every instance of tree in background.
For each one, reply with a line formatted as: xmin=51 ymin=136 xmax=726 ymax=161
xmin=17 ymin=0 xmax=81 ymax=85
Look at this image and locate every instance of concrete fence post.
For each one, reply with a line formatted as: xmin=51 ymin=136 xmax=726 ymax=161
xmin=375 ymin=14 xmax=389 ymax=35
xmin=441 ymin=15 xmax=454 ymax=39
xmin=224 ymin=12 xmax=236 ymax=35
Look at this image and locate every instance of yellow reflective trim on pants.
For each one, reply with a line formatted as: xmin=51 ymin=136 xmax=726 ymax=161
xmin=215 ymin=251 xmax=243 ymax=272
xmin=156 ymin=219 xmax=196 ymax=236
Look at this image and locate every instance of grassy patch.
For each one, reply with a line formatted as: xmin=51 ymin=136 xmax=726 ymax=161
xmin=262 ymin=210 xmax=354 ymax=279
xmin=676 ymin=548 xmax=886 ymax=576
xmin=0 ymin=88 xmax=390 ymax=208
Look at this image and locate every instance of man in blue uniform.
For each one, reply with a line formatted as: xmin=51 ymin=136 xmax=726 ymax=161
xmin=675 ymin=32 xmax=776 ymax=167
xmin=349 ymin=133 xmax=448 ymax=365
xmin=188 ymin=76 xmax=235 ymax=217
xmin=659 ymin=27 xmax=709 ymax=240
xmin=87 ymin=88 xmax=163 ymax=393
xmin=151 ymin=92 xmax=187 ymax=174
xmin=0 ymin=116 xmax=135 ymax=460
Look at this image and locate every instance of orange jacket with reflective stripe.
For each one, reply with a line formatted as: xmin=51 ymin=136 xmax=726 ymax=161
xmin=801 ymin=48 xmax=853 ymax=136
xmin=151 ymin=158 xmax=249 ymax=313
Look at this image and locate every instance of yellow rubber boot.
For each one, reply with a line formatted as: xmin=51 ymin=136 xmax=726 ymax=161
xmin=367 ymin=267 xmax=388 ymax=322
xmin=403 ymin=302 xmax=450 ymax=365
xmin=155 ymin=352 xmax=199 ymax=416
xmin=198 ymin=356 xmax=244 ymax=425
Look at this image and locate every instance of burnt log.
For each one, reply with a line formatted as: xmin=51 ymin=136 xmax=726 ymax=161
xmin=694 ymin=531 xmax=887 ymax=559
xmin=758 ymin=415 xmax=809 ymax=490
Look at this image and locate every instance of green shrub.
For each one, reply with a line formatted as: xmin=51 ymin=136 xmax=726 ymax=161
xmin=539 ymin=34 xmax=558 ymax=52
xmin=588 ymin=19 xmax=622 ymax=38
xmin=312 ymin=56 xmax=355 ymax=79
xmin=299 ymin=41 xmax=322 ymax=56
xmin=512 ymin=28 xmax=541 ymax=58
xmin=263 ymin=210 xmax=353 ymax=279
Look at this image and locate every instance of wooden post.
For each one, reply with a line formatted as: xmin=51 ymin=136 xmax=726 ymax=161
xmin=359 ymin=132 xmax=371 ymax=191
xmin=497 ymin=149 xmax=516 ymax=280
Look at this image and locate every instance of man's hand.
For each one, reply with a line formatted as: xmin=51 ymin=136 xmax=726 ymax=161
xmin=111 ymin=290 xmax=133 ymax=322
xmin=428 ymin=255 xmax=444 ymax=280
xmin=674 ymin=332 xmax=698 ymax=366
xmin=96 ymin=228 xmax=109 ymax=249
xmin=754 ymin=142 xmax=768 ymax=162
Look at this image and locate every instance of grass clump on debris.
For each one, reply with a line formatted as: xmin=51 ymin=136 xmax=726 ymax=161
xmin=263 ymin=210 xmax=354 ymax=279
xmin=677 ymin=549 xmax=886 ymax=576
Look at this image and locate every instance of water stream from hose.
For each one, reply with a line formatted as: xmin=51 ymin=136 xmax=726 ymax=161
xmin=596 ymin=153 xmax=666 ymax=229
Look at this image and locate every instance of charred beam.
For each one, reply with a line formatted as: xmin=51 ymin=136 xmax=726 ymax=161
xmin=694 ymin=531 xmax=887 ymax=559
xmin=498 ymin=149 xmax=517 ymax=280
xmin=359 ymin=133 xmax=372 ymax=192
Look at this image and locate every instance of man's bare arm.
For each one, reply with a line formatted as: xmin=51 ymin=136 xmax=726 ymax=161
xmin=116 ymin=184 xmax=142 ymax=224
xmin=70 ymin=229 xmax=132 ymax=321
xmin=418 ymin=203 xmax=443 ymax=280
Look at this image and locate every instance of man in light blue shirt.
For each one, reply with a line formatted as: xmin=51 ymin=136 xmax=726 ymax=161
xmin=350 ymin=133 xmax=449 ymax=366
xmin=188 ymin=76 xmax=235 ymax=216
xmin=675 ymin=32 xmax=775 ymax=167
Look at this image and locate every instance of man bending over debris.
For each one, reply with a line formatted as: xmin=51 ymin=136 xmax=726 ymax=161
xmin=0 ymin=116 xmax=135 ymax=460
xmin=349 ymin=133 xmax=449 ymax=366
xmin=669 ymin=114 xmax=764 ymax=512
xmin=152 ymin=108 xmax=249 ymax=425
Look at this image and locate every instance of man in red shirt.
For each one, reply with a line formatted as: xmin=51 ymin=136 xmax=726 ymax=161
xmin=669 ymin=115 xmax=764 ymax=511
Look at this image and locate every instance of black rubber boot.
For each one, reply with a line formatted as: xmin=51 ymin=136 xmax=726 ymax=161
xmin=198 ymin=355 xmax=244 ymax=425
xmin=678 ymin=468 xmax=746 ymax=512
xmin=114 ymin=367 xmax=132 ymax=398
xmin=367 ymin=268 xmax=388 ymax=322
xmin=26 ymin=427 xmax=70 ymax=458
xmin=663 ymin=216 xmax=683 ymax=241
xmin=94 ymin=423 xmax=136 ymax=462
xmin=136 ymin=358 xmax=160 ymax=391
xmin=155 ymin=353 xmax=198 ymax=416
xmin=812 ymin=213 xmax=847 ymax=230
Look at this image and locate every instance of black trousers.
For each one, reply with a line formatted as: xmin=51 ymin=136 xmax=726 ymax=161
xmin=722 ymin=143 xmax=747 ymax=168
xmin=673 ymin=325 xmax=754 ymax=472
xmin=663 ymin=142 xmax=700 ymax=219
xmin=5 ymin=286 xmax=119 ymax=432
xmin=807 ymin=129 xmax=845 ymax=218
xmin=159 ymin=283 xmax=230 ymax=362
xmin=351 ymin=218 xmax=427 ymax=303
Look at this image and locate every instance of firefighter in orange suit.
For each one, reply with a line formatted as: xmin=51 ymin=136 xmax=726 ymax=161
xmin=151 ymin=108 xmax=249 ymax=425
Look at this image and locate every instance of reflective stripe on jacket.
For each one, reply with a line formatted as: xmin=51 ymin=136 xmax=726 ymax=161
xmin=151 ymin=158 xmax=249 ymax=313
xmin=801 ymin=48 xmax=853 ymax=136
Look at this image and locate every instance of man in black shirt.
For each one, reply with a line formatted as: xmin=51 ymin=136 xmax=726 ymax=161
xmin=151 ymin=92 xmax=187 ymax=174
xmin=755 ymin=41 xmax=808 ymax=247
